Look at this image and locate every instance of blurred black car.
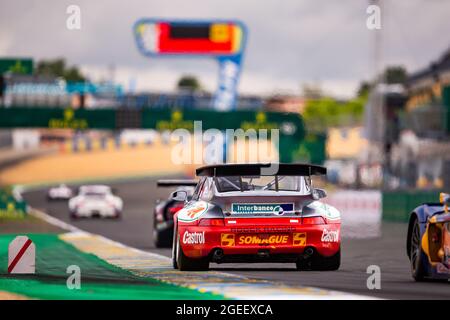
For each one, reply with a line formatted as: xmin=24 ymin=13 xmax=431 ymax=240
xmin=153 ymin=179 xmax=197 ymax=248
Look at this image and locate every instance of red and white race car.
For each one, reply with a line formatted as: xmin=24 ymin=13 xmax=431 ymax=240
xmin=171 ymin=163 xmax=341 ymax=271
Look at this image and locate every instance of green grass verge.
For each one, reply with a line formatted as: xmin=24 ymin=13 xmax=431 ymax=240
xmin=0 ymin=233 xmax=223 ymax=300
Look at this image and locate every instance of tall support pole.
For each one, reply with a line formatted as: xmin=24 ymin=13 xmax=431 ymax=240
xmin=213 ymin=55 xmax=243 ymax=111
xmin=214 ymin=55 xmax=244 ymax=163
xmin=369 ymin=0 xmax=386 ymax=187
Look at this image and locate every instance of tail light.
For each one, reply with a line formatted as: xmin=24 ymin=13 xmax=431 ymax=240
xmin=302 ymin=216 xmax=326 ymax=225
xmin=198 ymin=218 xmax=225 ymax=226
xmin=168 ymin=205 xmax=184 ymax=215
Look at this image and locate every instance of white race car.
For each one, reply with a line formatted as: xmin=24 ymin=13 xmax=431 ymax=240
xmin=47 ymin=184 xmax=73 ymax=201
xmin=68 ymin=185 xmax=123 ymax=219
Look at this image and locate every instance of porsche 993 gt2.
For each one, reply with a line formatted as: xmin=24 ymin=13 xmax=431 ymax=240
xmin=171 ymin=163 xmax=341 ymax=271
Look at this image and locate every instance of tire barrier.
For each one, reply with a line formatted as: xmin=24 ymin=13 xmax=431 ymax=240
xmin=61 ymin=136 xmax=155 ymax=153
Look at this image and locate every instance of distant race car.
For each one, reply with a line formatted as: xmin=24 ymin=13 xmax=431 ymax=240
xmin=153 ymin=179 xmax=197 ymax=248
xmin=171 ymin=163 xmax=341 ymax=271
xmin=68 ymin=185 xmax=123 ymax=219
xmin=407 ymin=192 xmax=450 ymax=281
xmin=47 ymin=184 xmax=73 ymax=201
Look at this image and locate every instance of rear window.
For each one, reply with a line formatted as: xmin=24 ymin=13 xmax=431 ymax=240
xmin=215 ymin=175 xmax=311 ymax=194
xmin=84 ymin=192 xmax=106 ymax=197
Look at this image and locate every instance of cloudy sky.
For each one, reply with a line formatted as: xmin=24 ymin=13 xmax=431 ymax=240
xmin=1 ymin=0 xmax=449 ymax=98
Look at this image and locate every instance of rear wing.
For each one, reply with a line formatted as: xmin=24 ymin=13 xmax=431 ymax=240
xmin=156 ymin=179 xmax=198 ymax=187
xmin=196 ymin=163 xmax=327 ymax=177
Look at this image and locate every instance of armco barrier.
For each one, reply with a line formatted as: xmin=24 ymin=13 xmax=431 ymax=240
xmin=382 ymin=190 xmax=442 ymax=222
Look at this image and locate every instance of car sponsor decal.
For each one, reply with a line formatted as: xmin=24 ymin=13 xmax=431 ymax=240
xmin=231 ymin=203 xmax=294 ymax=216
xmin=444 ymin=222 xmax=450 ymax=267
xmin=436 ymin=262 xmax=450 ymax=274
xmin=321 ymin=229 xmax=339 ymax=243
xmin=238 ymin=234 xmax=289 ymax=245
xmin=293 ymin=233 xmax=307 ymax=246
xmin=182 ymin=231 xmax=205 ymax=245
xmin=221 ymin=233 xmax=235 ymax=247
xmin=177 ymin=201 xmax=209 ymax=222
xmin=222 ymin=233 xmax=307 ymax=246
xmin=230 ymin=227 xmax=296 ymax=234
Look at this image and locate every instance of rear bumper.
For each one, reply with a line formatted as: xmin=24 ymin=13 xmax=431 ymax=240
xmin=73 ymin=206 xmax=118 ymax=217
xmin=208 ymin=253 xmax=303 ymax=263
xmin=48 ymin=194 xmax=71 ymax=200
xmin=178 ymin=223 xmax=340 ymax=260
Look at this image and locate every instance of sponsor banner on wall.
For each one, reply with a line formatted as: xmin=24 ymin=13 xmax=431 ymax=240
xmin=323 ymin=190 xmax=381 ymax=238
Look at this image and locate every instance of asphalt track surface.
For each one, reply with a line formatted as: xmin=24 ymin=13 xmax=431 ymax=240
xmin=23 ymin=177 xmax=450 ymax=300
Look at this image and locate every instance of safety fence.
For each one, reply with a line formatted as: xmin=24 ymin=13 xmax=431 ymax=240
xmin=382 ymin=190 xmax=442 ymax=222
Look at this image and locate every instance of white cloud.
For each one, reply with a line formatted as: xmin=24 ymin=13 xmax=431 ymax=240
xmin=0 ymin=31 xmax=13 ymax=54
xmin=1 ymin=0 xmax=450 ymax=97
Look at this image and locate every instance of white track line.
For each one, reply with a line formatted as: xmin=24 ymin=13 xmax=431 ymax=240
xmin=29 ymin=209 xmax=83 ymax=233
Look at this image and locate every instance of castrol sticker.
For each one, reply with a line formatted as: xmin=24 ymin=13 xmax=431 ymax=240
xmin=321 ymin=229 xmax=340 ymax=243
xmin=182 ymin=231 xmax=205 ymax=245
xmin=177 ymin=201 xmax=209 ymax=222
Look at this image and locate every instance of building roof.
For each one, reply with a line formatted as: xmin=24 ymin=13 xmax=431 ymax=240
xmin=408 ymin=47 xmax=450 ymax=86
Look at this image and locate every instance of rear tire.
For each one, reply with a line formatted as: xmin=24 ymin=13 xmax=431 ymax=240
xmin=176 ymin=233 xmax=209 ymax=271
xmin=313 ymin=249 xmax=341 ymax=271
xmin=296 ymin=258 xmax=312 ymax=270
xmin=172 ymin=223 xmax=178 ymax=269
xmin=297 ymin=249 xmax=340 ymax=271
xmin=155 ymin=228 xmax=173 ymax=248
xmin=410 ymin=218 xmax=426 ymax=281
xmin=69 ymin=210 xmax=78 ymax=220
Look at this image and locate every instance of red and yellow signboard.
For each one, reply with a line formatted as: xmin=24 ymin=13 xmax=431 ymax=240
xmin=134 ymin=20 xmax=245 ymax=56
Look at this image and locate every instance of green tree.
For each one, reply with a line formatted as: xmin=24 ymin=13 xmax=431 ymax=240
xmin=303 ymin=97 xmax=340 ymax=129
xmin=301 ymin=83 xmax=323 ymax=99
xmin=384 ymin=65 xmax=407 ymax=84
xmin=302 ymin=94 xmax=367 ymax=132
xmin=35 ymin=58 xmax=86 ymax=82
xmin=357 ymin=81 xmax=371 ymax=97
xmin=357 ymin=66 xmax=408 ymax=96
xmin=177 ymin=75 xmax=201 ymax=91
